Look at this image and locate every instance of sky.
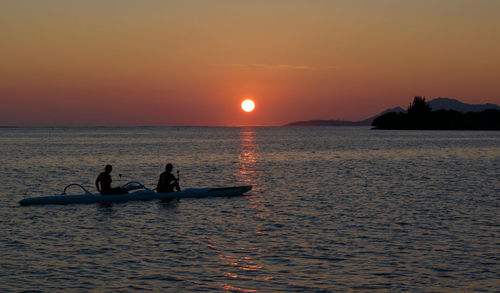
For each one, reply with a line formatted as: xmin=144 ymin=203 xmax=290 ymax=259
xmin=1 ymin=0 xmax=499 ymax=126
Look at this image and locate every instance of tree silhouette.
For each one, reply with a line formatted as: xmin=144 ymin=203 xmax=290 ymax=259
xmin=408 ymin=96 xmax=431 ymax=114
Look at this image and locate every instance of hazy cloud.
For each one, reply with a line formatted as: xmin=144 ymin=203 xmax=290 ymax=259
xmin=231 ymin=63 xmax=315 ymax=71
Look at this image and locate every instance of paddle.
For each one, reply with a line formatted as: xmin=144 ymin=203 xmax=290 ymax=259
xmin=176 ymin=170 xmax=181 ymax=192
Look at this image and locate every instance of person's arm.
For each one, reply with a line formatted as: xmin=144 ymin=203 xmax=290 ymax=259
xmin=95 ymin=175 xmax=101 ymax=193
xmin=170 ymin=173 xmax=181 ymax=191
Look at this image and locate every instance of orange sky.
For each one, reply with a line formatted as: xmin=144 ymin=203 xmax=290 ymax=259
xmin=1 ymin=1 xmax=499 ymax=126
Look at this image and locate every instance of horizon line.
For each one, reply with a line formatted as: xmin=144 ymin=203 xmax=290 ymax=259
xmin=0 ymin=124 xmax=375 ymax=128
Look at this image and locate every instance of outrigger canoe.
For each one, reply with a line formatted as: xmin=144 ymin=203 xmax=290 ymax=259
xmin=19 ymin=182 xmax=252 ymax=206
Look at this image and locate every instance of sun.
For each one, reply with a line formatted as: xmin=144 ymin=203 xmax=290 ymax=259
xmin=241 ymin=99 xmax=255 ymax=112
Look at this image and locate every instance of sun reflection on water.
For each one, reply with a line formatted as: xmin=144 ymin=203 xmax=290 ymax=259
xmin=235 ymin=127 xmax=271 ymax=234
xmin=207 ymin=237 xmax=273 ymax=292
xmin=235 ymin=128 xmax=259 ymax=186
xmin=214 ymin=132 xmax=275 ymax=291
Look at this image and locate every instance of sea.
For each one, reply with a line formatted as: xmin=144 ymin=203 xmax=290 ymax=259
xmin=0 ymin=127 xmax=499 ymax=292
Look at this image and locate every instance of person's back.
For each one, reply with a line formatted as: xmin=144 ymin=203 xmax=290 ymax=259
xmin=157 ymin=171 xmax=174 ymax=193
xmin=96 ymin=171 xmax=112 ymax=194
xmin=157 ymin=163 xmax=181 ymax=193
xmin=95 ymin=164 xmax=127 ymax=195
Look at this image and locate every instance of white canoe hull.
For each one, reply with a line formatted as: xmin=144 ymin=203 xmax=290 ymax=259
xmin=19 ymin=186 xmax=252 ymax=206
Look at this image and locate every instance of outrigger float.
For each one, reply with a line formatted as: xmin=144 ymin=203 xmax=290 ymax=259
xmin=19 ymin=182 xmax=252 ymax=206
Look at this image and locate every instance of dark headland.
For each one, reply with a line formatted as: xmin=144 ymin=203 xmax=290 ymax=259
xmin=372 ymin=97 xmax=500 ymax=130
xmin=286 ymin=97 xmax=500 ymax=130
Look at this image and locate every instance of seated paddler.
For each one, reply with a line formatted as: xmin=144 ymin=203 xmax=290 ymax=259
xmin=157 ymin=163 xmax=181 ymax=193
xmin=95 ymin=164 xmax=127 ymax=195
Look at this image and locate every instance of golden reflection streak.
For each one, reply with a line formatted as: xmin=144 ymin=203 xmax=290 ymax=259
xmin=216 ymin=251 xmax=273 ymax=292
xmin=219 ymin=283 xmax=257 ymax=293
xmin=237 ymin=128 xmax=271 ymax=226
xmin=215 ymin=129 xmax=275 ymax=292
xmin=235 ymin=127 xmax=259 ymax=185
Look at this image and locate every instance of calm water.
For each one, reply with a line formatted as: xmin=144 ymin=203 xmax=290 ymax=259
xmin=1 ymin=127 xmax=499 ymax=292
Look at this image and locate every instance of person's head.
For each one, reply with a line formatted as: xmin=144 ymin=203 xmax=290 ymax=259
xmin=105 ymin=164 xmax=112 ymax=173
xmin=165 ymin=163 xmax=173 ymax=172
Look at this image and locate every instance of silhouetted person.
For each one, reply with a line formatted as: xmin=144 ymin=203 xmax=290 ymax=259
xmin=157 ymin=163 xmax=181 ymax=193
xmin=95 ymin=165 xmax=127 ymax=195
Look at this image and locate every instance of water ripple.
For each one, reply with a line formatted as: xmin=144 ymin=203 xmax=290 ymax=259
xmin=0 ymin=127 xmax=499 ymax=292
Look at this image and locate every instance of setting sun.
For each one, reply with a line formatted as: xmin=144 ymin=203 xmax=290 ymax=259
xmin=241 ymin=99 xmax=255 ymax=112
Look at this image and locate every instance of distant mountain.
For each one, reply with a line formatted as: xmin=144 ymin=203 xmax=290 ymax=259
xmin=285 ymin=98 xmax=499 ymax=126
xmin=428 ymin=97 xmax=500 ymax=112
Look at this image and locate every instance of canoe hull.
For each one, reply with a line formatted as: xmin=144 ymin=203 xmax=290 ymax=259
xmin=19 ymin=186 xmax=252 ymax=206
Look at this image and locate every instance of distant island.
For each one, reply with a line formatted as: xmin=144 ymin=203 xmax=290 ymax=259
xmin=285 ymin=106 xmax=404 ymax=126
xmin=285 ymin=97 xmax=500 ymax=130
xmin=372 ymin=96 xmax=500 ymax=130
